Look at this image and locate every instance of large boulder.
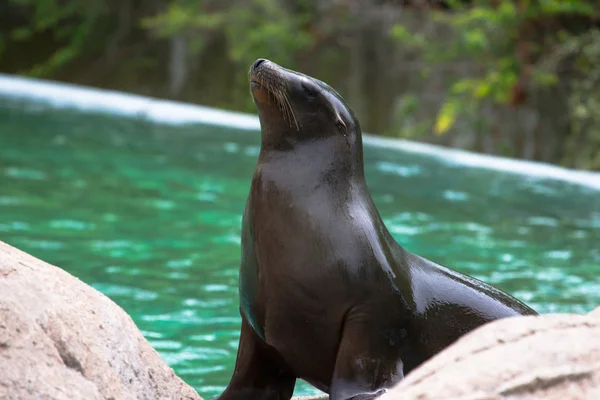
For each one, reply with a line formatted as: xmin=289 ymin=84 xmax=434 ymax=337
xmin=277 ymin=310 xmax=600 ymax=400
xmin=293 ymin=310 xmax=600 ymax=400
xmin=380 ymin=307 xmax=600 ymax=400
xmin=0 ymin=240 xmax=202 ymax=400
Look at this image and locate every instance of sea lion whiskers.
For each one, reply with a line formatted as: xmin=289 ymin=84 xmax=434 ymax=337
xmin=252 ymin=69 xmax=300 ymax=131
xmin=278 ymin=86 xmax=300 ymax=131
xmin=267 ymin=80 xmax=299 ymax=131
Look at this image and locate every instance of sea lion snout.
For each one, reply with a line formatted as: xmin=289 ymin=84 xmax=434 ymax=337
xmin=250 ymin=58 xmax=277 ymax=77
xmin=248 ymin=59 xmax=288 ymax=109
xmin=249 ymin=59 xmax=276 ymax=105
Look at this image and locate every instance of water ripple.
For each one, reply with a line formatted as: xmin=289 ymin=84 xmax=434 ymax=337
xmin=25 ymin=239 xmax=64 ymax=250
xmin=527 ymin=216 xmax=559 ymax=227
xmin=49 ymin=219 xmax=95 ymax=230
xmin=0 ymin=196 xmax=21 ymax=205
xmin=443 ymin=190 xmax=469 ymax=201
xmin=4 ymin=166 xmax=46 ymax=180
xmin=376 ymin=161 xmax=422 ymax=177
xmin=204 ymin=284 xmax=230 ymax=292
xmin=544 ymin=250 xmax=572 ymax=260
xmin=149 ymin=340 xmax=183 ymax=350
xmin=167 ymin=258 xmax=193 ymax=268
xmin=92 ymin=284 xmax=158 ymax=301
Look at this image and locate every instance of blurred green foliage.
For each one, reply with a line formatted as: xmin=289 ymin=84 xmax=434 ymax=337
xmin=561 ymin=29 xmax=600 ymax=169
xmin=391 ymin=0 xmax=600 ymax=168
xmin=1 ymin=0 xmax=599 ymax=169
xmin=6 ymin=0 xmax=106 ymax=77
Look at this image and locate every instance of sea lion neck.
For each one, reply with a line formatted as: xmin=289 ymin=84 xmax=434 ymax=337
xmin=257 ymin=134 xmax=366 ymax=188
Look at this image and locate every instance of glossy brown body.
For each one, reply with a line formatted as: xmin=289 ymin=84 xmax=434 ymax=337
xmin=214 ymin=59 xmax=537 ymax=400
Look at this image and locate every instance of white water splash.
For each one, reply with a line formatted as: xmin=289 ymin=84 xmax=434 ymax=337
xmin=1 ymin=73 xmax=599 ymax=191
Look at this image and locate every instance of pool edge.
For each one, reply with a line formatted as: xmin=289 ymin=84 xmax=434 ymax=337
xmin=1 ymin=73 xmax=598 ymax=191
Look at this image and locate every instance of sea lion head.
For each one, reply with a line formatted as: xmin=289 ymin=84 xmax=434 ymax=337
xmin=248 ymin=58 xmax=363 ymax=155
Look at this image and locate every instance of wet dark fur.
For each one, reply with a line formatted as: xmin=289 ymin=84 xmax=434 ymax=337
xmin=213 ymin=59 xmax=538 ymax=400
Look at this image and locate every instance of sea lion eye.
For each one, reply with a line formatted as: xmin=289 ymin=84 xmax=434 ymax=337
xmin=301 ymin=81 xmax=317 ymax=98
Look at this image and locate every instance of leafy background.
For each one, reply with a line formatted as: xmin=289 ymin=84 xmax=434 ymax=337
xmin=1 ymin=0 xmax=599 ymax=169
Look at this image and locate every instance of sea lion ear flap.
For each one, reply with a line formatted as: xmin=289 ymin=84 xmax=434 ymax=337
xmin=335 ymin=113 xmax=347 ymax=136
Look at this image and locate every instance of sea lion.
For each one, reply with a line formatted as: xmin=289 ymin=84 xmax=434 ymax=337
xmin=214 ymin=59 xmax=537 ymax=400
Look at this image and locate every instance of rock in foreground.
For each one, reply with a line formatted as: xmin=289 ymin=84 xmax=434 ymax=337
xmin=2 ymin=238 xmax=598 ymax=400
xmin=0 ymin=240 xmax=202 ymax=400
xmin=380 ymin=306 xmax=600 ymax=400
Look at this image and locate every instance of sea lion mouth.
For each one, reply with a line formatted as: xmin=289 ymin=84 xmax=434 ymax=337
xmin=249 ymin=59 xmax=300 ymax=130
xmin=250 ymin=80 xmax=265 ymax=90
xmin=250 ymin=80 xmax=270 ymax=104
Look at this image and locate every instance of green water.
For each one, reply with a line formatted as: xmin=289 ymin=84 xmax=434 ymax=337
xmin=1 ymin=99 xmax=599 ymax=398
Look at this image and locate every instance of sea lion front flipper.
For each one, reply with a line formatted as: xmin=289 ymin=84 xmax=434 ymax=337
xmin=329 ymin=315 xmax=405 ymax=400
xmin=213 ymin=315 xmax=296 ymax=400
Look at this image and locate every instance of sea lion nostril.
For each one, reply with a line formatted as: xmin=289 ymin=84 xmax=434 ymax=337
xmin=252 ymin=58 xmax=266 ymax=71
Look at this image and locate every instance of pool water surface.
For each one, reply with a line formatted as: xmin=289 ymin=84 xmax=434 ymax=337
xmin=1 ymin=90 xmax=599 ymax=398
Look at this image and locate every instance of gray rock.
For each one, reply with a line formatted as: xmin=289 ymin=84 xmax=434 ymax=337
xmin=0 ymin=240 xmax=202 ymax=400
xmin=588 ymin=306 xmax=600 ymax=319
xmin=4 ymin=237 xmax=597 ymax=400
xmin=380 ymin=308 xmax=600 ymax=400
